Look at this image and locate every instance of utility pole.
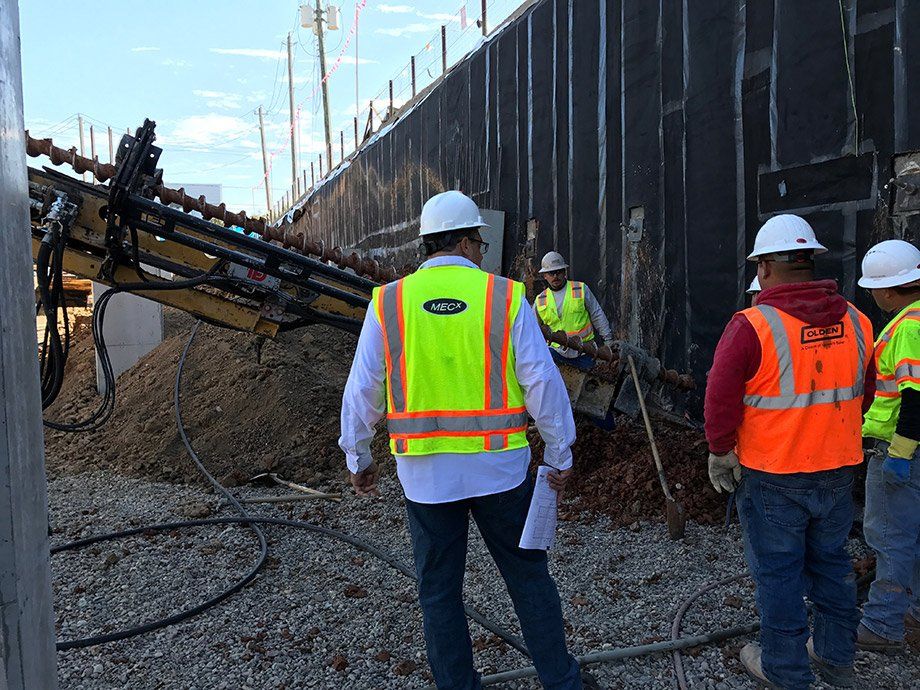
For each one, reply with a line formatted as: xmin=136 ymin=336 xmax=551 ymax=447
xmin=0 ymin=0 xmax=59 ymax=686
xmin=107 ymin=126 xmax=114 ymax=164
xmin=315 ymin=0 xmax=334 ymax=171
xmin=258 ymin=106 xmax=272 ymax=215
xmin=441 ymin=26 xmax=447 ymax=75
xmin=89 ymin=124 xmax=97 ymax=183
xmin=77 ymin=114 xmax=87 ymax=181
xmin=286 ymin=33 xmax=299 ymax=197
xmin=481 ymin=0 xmax=488 ymax=35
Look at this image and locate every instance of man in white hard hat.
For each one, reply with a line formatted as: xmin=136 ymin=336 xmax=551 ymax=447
xmin=533 ymin=251 xmax=614 ymax=370
xmin=856 ymin=238 xmax=920 ymax=655
xmin=704 ymin=214 xmax=875 ymax=689
xmin=339 ymin=190 xmax=594 ymax=689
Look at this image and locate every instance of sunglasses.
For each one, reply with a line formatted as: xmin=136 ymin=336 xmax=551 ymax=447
xmin=468 ymin=237 xmax=490 ymax=254
xmin=544 ymin=269 xmax=566 ymax=277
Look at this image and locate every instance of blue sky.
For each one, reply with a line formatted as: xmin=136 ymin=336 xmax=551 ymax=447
xmin=20 ymin=1 xmax=520 ymax=216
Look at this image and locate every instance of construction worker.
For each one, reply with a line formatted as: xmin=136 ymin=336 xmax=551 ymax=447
xmin=704 ymin=214 xmax=875 ymax=689
xmin=856 ymin=239 xmax=920 ymax=654
xmin=339 ymin=191 xmax=591 ymax=690
xmin=534 ymin=251 xmax=614 ymax=370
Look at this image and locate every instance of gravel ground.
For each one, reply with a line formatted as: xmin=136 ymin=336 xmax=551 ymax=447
xmin=49 ymin=472 xmax=920 ymax=689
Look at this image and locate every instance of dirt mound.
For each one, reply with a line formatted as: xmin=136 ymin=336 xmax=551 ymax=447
xmin=533 ymin=417 xmax=722 ymax=526
xmin=45 ymin=308 xmax=720 ymax=524
xmin=43 ymin=308 xmax=386 ymax=488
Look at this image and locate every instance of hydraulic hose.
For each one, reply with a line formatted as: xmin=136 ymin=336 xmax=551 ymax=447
xmin=428 ymin=621 xmax=761 ymax=689
xmin=670 ymin=573 xmax=752 ymax=690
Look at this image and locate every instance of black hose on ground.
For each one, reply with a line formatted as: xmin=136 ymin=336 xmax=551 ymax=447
xmin=440 ymin=620 xmax=760 ymax=689
xmin=53 ymin=322 xmax=529 ymax=657
xmin=670 ymin=573 xmax=753 ymax=690
xmin=669 ymin=567 xmax=878 ymax=689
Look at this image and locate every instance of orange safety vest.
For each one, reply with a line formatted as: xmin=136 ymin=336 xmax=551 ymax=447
xmin=735 ymin=303 xmax=873 ymax=474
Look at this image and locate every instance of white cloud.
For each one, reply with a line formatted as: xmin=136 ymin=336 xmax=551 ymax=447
xmin=166 ymin=114 xmax=254 ymax=149
xmin=377 ymin=4 xmax=413 ymax=13
xmin=210 ymin=48 xmax=286 ymax=60
xmin=375 ymin=23 xmax=434 ymax=37
xmin=338 ymin=56 xmax=378 ymax=65
xmin=193 ymin=89 xmax=243 ymax=110
xmin=161 ymin=58 xmax=190 ymax=68
xmin=418 ymin=12 xmax=460 ymax=22
xmin=131 ymin=46 xmax=160 ymax=52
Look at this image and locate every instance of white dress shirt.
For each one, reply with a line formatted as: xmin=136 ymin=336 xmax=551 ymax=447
xmin=339 ymin=255 xmax=576 ymax=504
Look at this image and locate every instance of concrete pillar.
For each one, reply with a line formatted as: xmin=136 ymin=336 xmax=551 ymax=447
xmin=91 ymin=283 xmax=164 ymax=394
xmin=0 ymin=0 xmax=60 ymax=687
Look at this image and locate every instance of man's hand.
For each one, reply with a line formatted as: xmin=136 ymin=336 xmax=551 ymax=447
xmin=884 ymin=433 xmax=917 ymax=485
xmin=547 ymin=467 xmax=573 ymax=502
xmin=708 ymin=451 xmax=742 ymax=493
xmin=350 ymin=462 xmax=380 ymax=497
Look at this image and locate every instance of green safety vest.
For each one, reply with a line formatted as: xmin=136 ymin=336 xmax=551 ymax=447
xmin=372 ymin=265 xmax=529 ymax=456
xmin=535 ymin=281 xmax=594 ymax=348
xmin=863 ymin=299 xmax=920 ymax=442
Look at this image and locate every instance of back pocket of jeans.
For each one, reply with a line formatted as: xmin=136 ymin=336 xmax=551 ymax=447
xmin=759 ymin=482 xmax=810 ymax=529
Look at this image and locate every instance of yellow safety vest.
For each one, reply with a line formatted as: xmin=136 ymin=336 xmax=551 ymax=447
xmin=863 ymin=300 xmax=920 ymax=442
xmin=535 ymin=281 xmax=594 ymax=348
xmin=372 ymin=265 xmax=529 ymax=456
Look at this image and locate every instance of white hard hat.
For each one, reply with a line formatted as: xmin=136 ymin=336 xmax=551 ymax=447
xmin=746 ymin=276 xmax=761 ymax=294
xmin=539 ymin=251 xmax=568 ymax=273
xmin=747 ymin=215 xmax=827 ymax=260
xmin=858 ymin=239 xmax=920 ymax=289
xmin=419 ymin=191 xmax=489 ymax=237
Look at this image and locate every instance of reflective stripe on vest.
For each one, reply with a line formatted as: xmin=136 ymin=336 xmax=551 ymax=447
xmin=484 ymin=274 xmax=517 ymax=450
xmin=742 ymin=305 xmax=867 ymax=410
xmin=386 ymin=408 xmax=528 ymax=436
xmin=377 ymin=272 xmax=526 ymax=453
xmin=377 ymin=281 xmax=409 ymax=453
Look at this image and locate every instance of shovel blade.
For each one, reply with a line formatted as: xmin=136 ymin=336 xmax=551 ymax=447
xmin=665 ymin=499 xmax=687 ymax=540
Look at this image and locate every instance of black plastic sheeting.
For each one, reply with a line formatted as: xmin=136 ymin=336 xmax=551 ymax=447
xmin=307 ymin=0 xmax=920 ymax=398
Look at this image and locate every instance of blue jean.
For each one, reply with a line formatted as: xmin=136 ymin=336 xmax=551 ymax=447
xmin=404 ymin=478 xmax=581 ymax=690
xmin=861 ymin=441 xmax=920 ymax=641
xmin=736 ymin=466 xmax=859 ymax=690
xmin=550 ymin=348 xmax=595 ymax=371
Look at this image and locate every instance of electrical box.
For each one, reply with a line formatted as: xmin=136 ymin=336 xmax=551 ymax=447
xmin=299 ymin=5 xmax=313 ymax=29
xmin=326 ymin=5 xmax=340 ymax=30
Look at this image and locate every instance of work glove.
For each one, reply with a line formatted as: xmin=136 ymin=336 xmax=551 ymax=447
xmin=884 ymin=433 xmax=917 ymax=484
xmin=708 ymin=451 xmax=742 ymax=494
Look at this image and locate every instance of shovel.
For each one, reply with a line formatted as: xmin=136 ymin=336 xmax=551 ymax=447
xmin=626 ymin=355 xmax=687 ymax=540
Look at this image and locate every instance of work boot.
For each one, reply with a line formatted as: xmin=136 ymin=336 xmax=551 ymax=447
xmin=580 ymin=669 xmax=602 ymax=689
xmin=906 ymin=612 xmax=920 ymax=633
xmin=806 ymin=637 xmax=854 ymax=688
xmin=739 ymin=643 xmax=781 ymax=689
xmin=856 ymin=622 xmax=903 ymax=655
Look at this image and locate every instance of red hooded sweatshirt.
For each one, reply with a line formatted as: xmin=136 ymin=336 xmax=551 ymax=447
xmin=704 ymin=280 xmax=876 ymax=455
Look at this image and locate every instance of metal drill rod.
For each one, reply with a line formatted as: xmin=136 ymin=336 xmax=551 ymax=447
xmin=25 ymin=131 xmax=400 ymax=283
xmin=538 ymin=323 xmax=695 ymax=390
